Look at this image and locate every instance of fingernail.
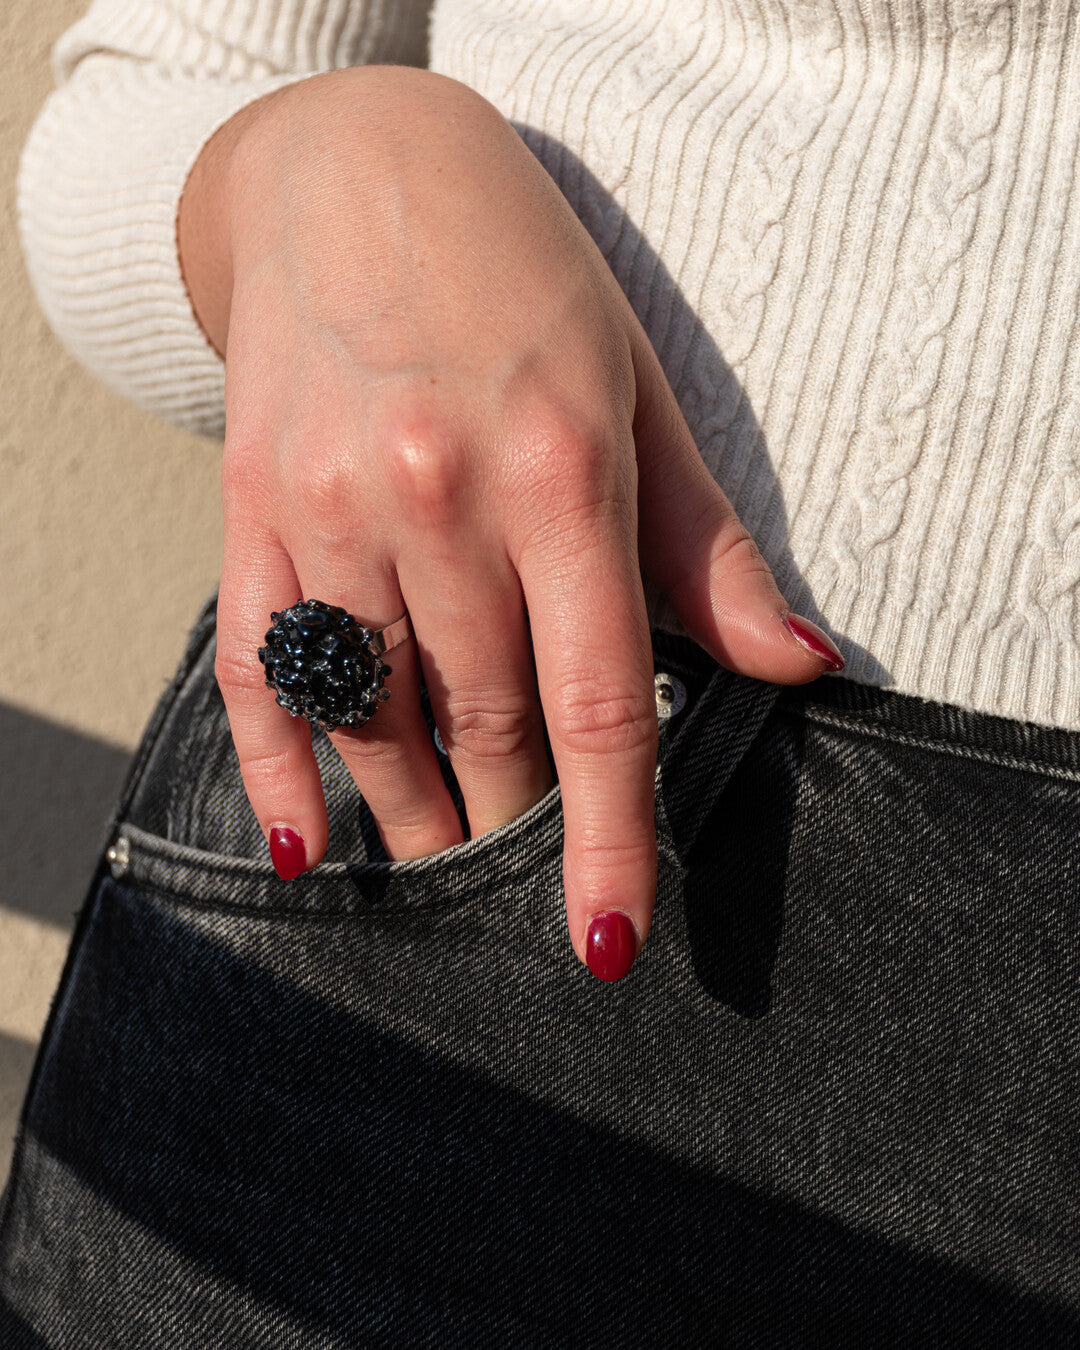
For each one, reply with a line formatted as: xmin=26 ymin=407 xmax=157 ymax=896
xmin=269 ymin=825 xmax=306 ymax=880
xmin=781 ymin=612 xmax=845 ymax=672
xmin=585 ymin=910 xmax=639 ymax=982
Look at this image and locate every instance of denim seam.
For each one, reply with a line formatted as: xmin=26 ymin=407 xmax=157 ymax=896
xmin=116 ymin=820 xmax=567 ymax=916
xmin=108 ymin=844 xmax=684 ymax=922
xmin=109 ymin=826 xmax=683 ymax=923
xmin=106 ymin=873 xmax=463 ymax=921
xmin=792 ymin=704 xmax=1080 ymax=782
xmin=121 ymin=810 xmax=570 ymax=877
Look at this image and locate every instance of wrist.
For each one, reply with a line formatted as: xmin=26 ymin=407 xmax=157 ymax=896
xmin=177 ymin=92 xmax=280 ymax=358
xmin=177 ymin=66 xmax=520 ymax=358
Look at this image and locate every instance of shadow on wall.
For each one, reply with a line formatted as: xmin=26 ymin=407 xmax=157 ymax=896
xmin=0 ymin=701 xmax=131 ymax=926
xmin=0 ymin=705 xmax=129 ymax=1188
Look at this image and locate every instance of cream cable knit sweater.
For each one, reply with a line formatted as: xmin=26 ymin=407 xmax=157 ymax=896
xmin=18 ymin=0 xmax=1080 ymax=730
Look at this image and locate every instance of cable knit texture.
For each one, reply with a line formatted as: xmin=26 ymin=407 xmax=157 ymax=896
xmin=17 ymin=0 xmax=1080 ymax=729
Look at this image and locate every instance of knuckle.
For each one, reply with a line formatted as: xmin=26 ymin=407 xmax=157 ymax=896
xmin=709 ymin=526 xmax=779 ymax=596
xmin=512 ymin=413 xmax=634 ymax=554
xmin=552 ymin=681 xmax=657 ymax=757
xmin=532 ymin=409 xmax=601 ymax=463
xmin=221 ymin=441 xmax=268 ymax=512
xmin=572 ymin=825 xmax=656 ymax=871
xmin=288 ymin=445 xmax=359 ymax=544
xmin=328 ymin=722 xmax=406 ymax=770
xmin=441 ymin=695 xmax=543 ymax=761
xmin=525 ymin=413 xmax=611 ymax=494
xmin=215 ymin=646 xmax=266 ymax=700
xmin=713 ymin=524 xmax=769 ymax=575
xmin=236 ymin=744 xmax=296 ymax=797
xmin=382 ymin=413 xmax=466 ymax=524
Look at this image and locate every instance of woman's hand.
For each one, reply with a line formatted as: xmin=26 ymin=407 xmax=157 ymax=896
xmin=179 ymin=66 xmax=843 ymax=979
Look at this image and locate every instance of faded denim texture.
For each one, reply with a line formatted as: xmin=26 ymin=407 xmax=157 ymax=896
xmin=1 ymin=590 xmax=1079 ymax=1346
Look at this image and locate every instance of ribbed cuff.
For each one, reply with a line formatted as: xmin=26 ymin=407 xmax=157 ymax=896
xmin=16 ymin=58 xmax=315 ymax=438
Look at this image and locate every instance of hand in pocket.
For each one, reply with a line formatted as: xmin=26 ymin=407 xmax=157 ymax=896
xmin=179 ymin=66 xmax=844 ymax=979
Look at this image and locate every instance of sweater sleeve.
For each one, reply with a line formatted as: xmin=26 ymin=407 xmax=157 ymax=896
xmin=16 ymin=0 xmax=431 ymax=437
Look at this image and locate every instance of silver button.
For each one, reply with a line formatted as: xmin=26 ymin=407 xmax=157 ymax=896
xmin=106 ymin=835 xmax=130 ymax=879
xmin=654 ymin=672 xmax=687 ymax=720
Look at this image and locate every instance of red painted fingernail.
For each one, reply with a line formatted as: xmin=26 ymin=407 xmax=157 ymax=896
xmin=269 ymin=826 xmax=306 ymax=880
xmin=781 ymin=612 xmax=845 ymax=672
xmin=585 ymin=911 xmax=639 ymax=982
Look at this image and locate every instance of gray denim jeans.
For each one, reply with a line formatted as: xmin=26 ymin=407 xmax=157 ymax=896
xmin=2 ymin=590 xmax=1079 ymax=1347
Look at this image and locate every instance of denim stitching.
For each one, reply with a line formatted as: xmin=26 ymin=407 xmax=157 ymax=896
xmin=794 ymin=703 xmax=1080 ymax=783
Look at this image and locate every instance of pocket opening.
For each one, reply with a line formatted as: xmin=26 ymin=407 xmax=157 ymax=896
xmin=112 ymin=775 xmax=567 ymax=917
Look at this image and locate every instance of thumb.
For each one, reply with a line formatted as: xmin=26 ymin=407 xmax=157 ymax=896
xmin=631 ymin=339 xmax=844 ymax=684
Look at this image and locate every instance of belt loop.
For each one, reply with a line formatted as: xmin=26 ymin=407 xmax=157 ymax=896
xmin=655 ymin=668 xmax=781 ymax=866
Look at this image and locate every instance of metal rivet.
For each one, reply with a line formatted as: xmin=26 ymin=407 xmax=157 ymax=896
xmin=654 ymin=672 xmax=687 ymax=720
xmin=106 ymin=835 xmax=130 ymax=879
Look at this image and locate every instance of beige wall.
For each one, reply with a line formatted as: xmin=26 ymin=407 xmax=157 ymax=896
xmin=1 ymin=0 xmax=225 ymax=1187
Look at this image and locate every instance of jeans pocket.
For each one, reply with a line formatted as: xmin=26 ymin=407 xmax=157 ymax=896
xmin=108 ymin=776 xmax=567 ymax=918
xmin=110 ymin=596 xmax=744 ymax=922
xmin=112 ymin=588 xmax=571 ymax=916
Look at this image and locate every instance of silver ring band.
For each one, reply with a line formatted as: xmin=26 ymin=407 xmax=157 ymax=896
xmin=366 ymin=612 xmax=412 ymax=656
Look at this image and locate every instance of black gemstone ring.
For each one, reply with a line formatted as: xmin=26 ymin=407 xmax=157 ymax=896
xmin=257 ymin=599 xmax=412 ymax=731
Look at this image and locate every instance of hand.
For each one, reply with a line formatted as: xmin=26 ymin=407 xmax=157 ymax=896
xmin=179 ymin=66 xmax=843 ymax=980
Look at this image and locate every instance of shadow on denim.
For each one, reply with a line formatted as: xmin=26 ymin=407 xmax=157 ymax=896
xmin=685 ymin=707 xmax=806 ymax=1019
xmin=2 ymin=881 xmax=1076 ymax=1348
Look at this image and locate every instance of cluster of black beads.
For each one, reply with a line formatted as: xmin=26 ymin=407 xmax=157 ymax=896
xmin=257 ymin=599 xmax=392 ymax=730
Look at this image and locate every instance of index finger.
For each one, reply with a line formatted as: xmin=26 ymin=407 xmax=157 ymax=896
xmin=517 ymin=488 xmax=658 ymax=982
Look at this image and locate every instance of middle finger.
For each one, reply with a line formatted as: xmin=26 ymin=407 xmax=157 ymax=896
xmin=397 ymin=538 xmax=556 ymax=839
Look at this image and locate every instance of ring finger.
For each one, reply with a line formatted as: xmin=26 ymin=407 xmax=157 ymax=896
xmin=293 ymin=561 xmax=467 ymax=861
